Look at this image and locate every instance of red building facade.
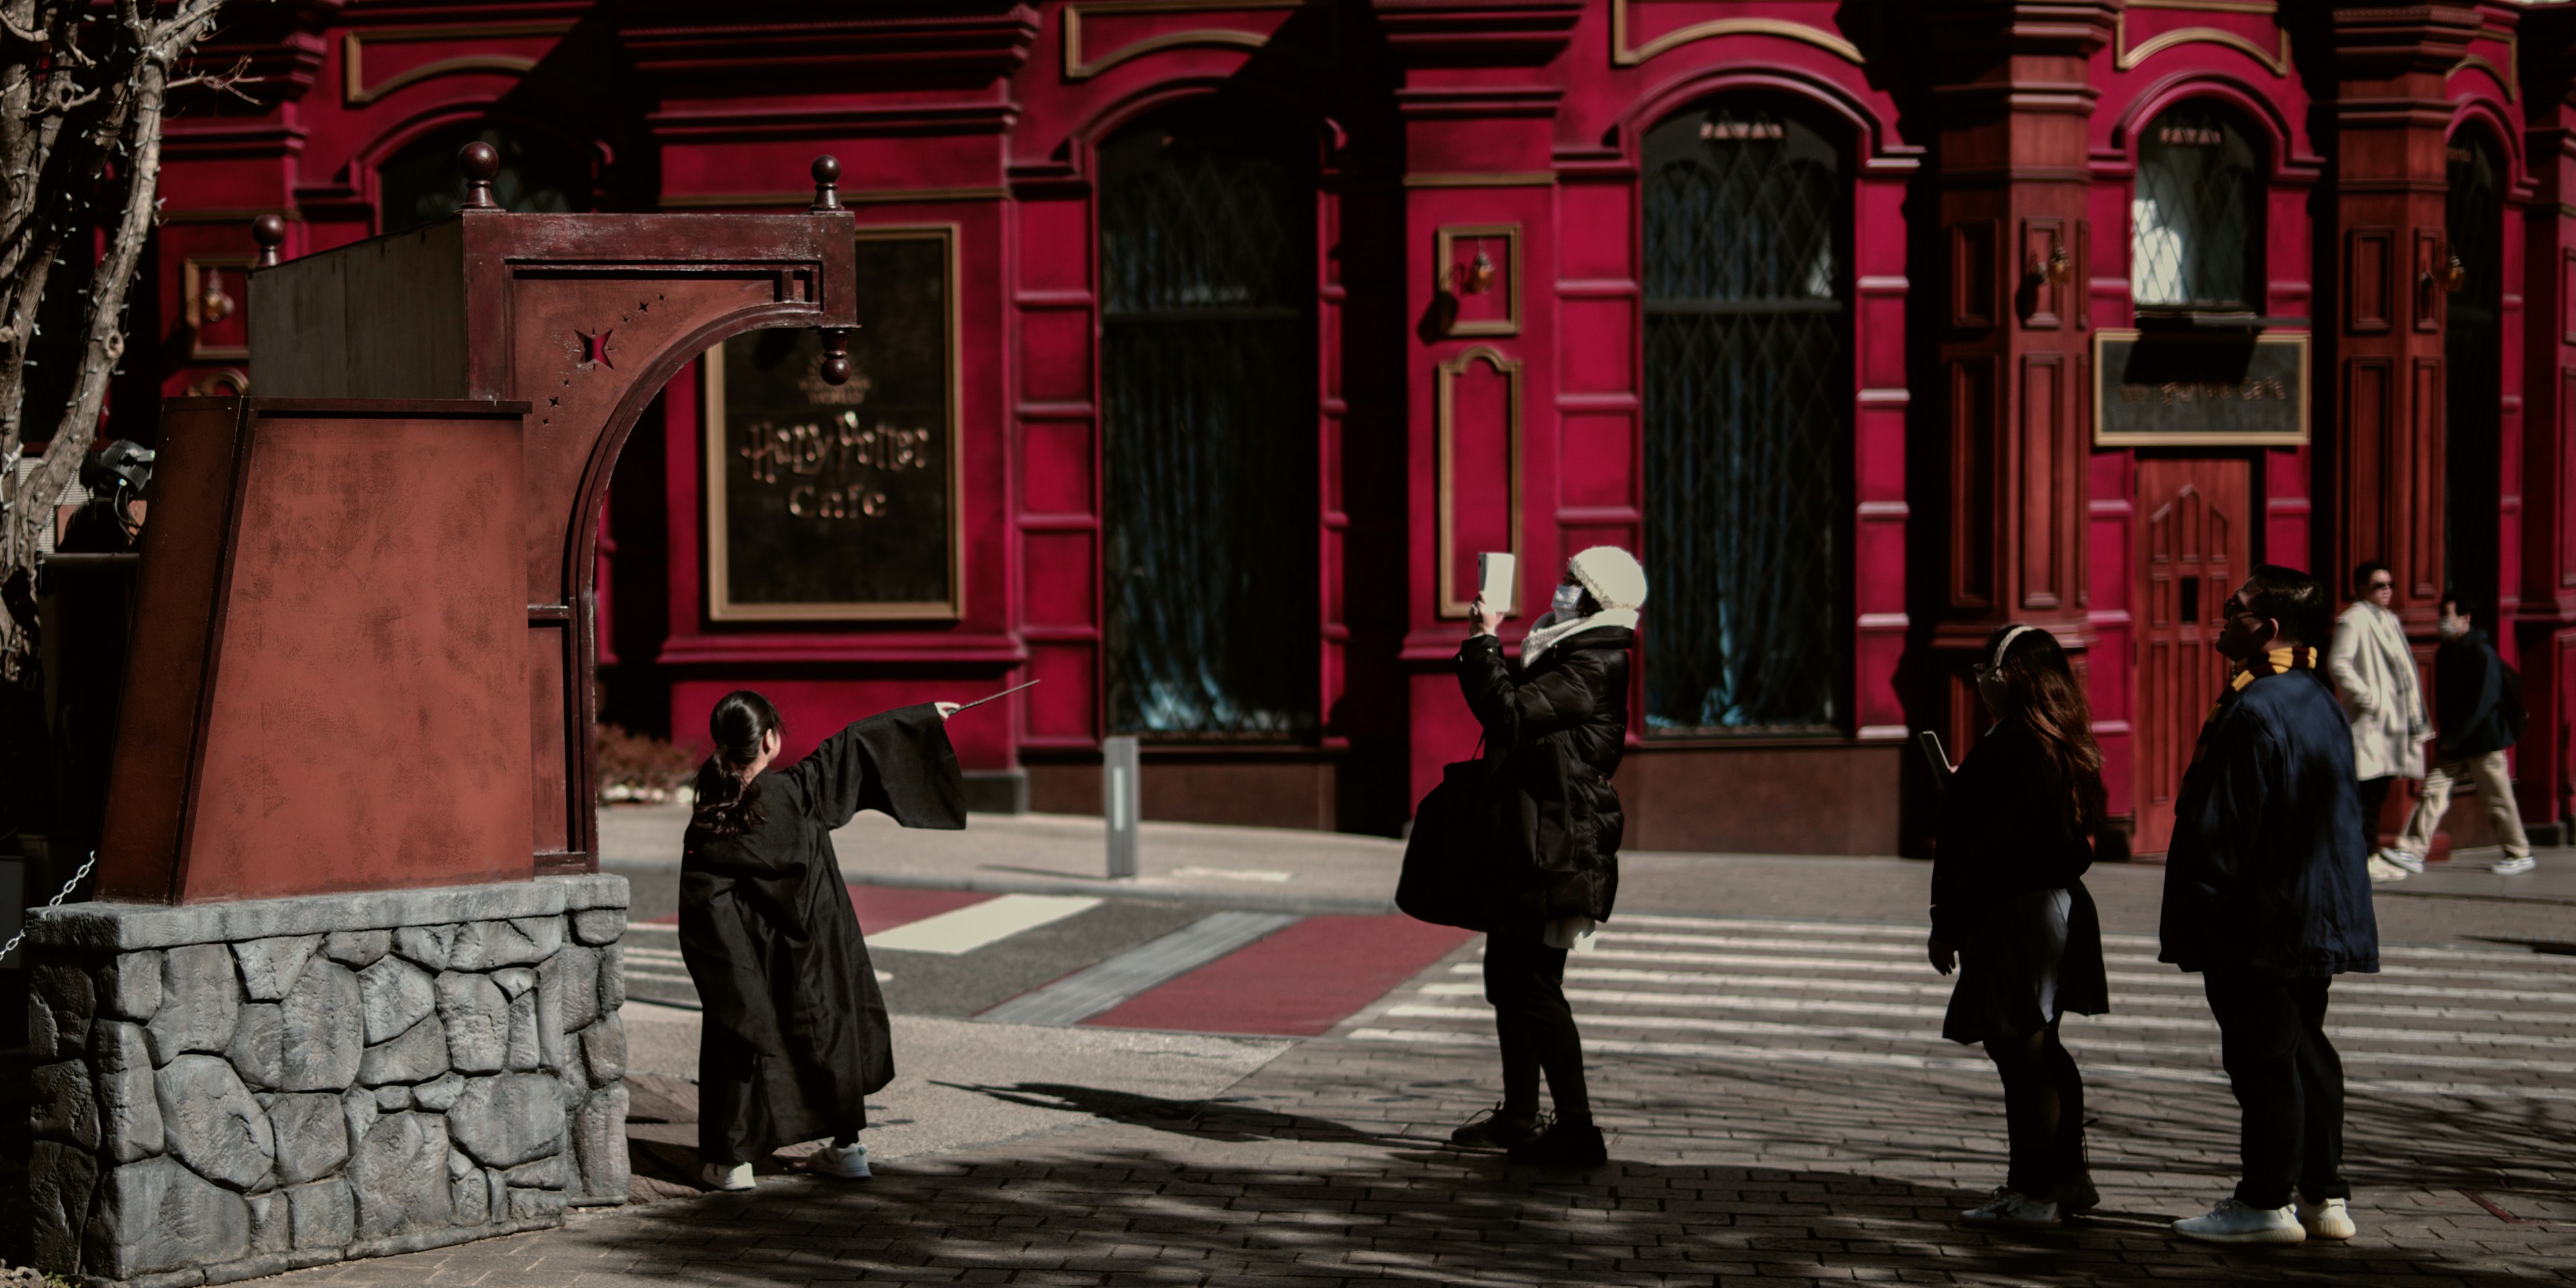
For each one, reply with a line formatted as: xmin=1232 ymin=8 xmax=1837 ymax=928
xmin=134 ymin=1 xmax=2576 ymax=858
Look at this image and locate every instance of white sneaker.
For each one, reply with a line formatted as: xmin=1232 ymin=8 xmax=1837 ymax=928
xmin=2174 ymin=1197 xmax=2304 ymax=1244
xmin=2379 ymin=848 xmax=2425 ymax=874
xmin=1961 ymin=1186 xmax=2061 ymax=1228
xmin=808 ymin=1142 xmax=871 ymax=1179
xmin=2365 ymin=854 xmax=2411 ymax=883
xmin=2491 ymin=855 xmax=2538 ymax=876
xmin=699 ymin=1162 xmax=755 ymax=1191
xmin=2295 ymin=1197 xmax=2356 ymax=1240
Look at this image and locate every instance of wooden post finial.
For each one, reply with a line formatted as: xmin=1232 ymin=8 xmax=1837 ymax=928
xmin=810 ymin=155 xmax=843 ymax=212
xmin=460 ymin=142 xmax=500 ymax=210
xmin=818 ymin=329 xmax=851 ymax=385
xmin=250 ymin=213 xmax=285 ymax=268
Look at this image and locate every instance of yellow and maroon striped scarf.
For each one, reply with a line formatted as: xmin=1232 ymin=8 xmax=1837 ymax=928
xmin=2192 ymin=646 xmax=2320 ymax=766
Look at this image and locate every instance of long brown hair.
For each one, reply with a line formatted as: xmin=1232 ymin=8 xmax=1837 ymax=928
xmin=1982 ymin=625 xmax=2106 ymax=834
xmin=690 ymin=690 xmax=780 ymax=837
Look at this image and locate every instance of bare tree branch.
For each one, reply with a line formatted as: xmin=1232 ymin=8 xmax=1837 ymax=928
xmin=0 ymin=0 xmax=233 ymax=676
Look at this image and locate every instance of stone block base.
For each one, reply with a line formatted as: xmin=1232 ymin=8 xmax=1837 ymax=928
xmin=25 ymin=875 xmax=630 ymax=1286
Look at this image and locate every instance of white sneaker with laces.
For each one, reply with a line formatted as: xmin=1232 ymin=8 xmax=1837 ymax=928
xmin=2365 ymin=854 xmax=2410 ymax=883
xmin=809 ymin=1142 xmax=871 ymax=1179
xmin=1961 ymin=1187 xmax=2060 ymax=1229
xmin=700 ymin=1162 xmax=755 ymax=1191
xmin=2491 ymin=855 xmax=2538 ymax=876
xmin=2174 ymin=1197 xmax=2304 ymax=1244
xmin=2295 ymin=1197 xmax=2356 ymax=1240
xmin=2379 ymin=848 xmax=2425 ymax=874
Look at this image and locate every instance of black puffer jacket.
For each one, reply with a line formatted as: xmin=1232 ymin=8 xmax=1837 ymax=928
xmin=1456 ymin=626 xmax=1633 ymax=930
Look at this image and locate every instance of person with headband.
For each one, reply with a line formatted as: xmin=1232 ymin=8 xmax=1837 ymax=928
xmin=2163 ymin=565 xmax=2378 ymax=1245
xmin=1446 ymin=545 xmax=1645 ymax=1167
xmin=678 ymin=690 xmax=963 ymax=1192
xmin=1927 ymin=624 xmax=2109 ymax=1228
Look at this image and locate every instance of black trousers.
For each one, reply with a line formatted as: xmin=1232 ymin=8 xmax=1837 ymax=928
xmin=2204 ymin=972 xmax=2348 ymax=1210
xmin=2357 ymin=776 xmax=2396 ymax=838
xmin=1483 ymin=931 xmax=1591 ymax=1121
xmin=1985 ymin=1020 xmax=2087 ymax=1195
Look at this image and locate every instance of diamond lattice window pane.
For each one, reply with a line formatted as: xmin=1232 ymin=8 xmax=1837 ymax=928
xmin=1097 ymin=120 xmax=1318 ymax=737
xmin=1640 ymin=105 xmax=1847 ymax=733
xmin=2133 ymin=105 xmax=2261 ymax=310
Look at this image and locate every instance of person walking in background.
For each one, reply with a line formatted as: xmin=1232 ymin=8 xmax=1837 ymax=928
xmin=2392 ymin=594 xmax=2537 ymax=876
xmin=1927 ymin=625 xmax=2110 ymax=1230
xmin=680 ymin=690 xmax=963 ymax=1192
xmin=2326 ymin=561 xmax=2428 ymax=882
xmin=1446 ymin=545 xmax=1646 ymax=1167
xmin=2164 ymin=566 xmax=2378 ymax=1246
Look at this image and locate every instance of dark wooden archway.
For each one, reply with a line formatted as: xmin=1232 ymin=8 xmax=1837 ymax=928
xmin=258 ymin=164 xmax=861 ymax=876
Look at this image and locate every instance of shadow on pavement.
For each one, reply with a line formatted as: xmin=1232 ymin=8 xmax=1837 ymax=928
xmin=563 ymin=1093 xmax=2555 ymax=1288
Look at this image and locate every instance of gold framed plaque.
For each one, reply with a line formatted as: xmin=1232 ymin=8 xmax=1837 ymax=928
xmin=704 ymin=225 xmax=963 ymax=621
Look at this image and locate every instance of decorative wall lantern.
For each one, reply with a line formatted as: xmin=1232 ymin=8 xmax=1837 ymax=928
xmin=1463 ymin=250 xmax=1496 ymax=295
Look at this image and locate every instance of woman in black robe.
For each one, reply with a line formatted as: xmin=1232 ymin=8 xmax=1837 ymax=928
xmin=1927 ymin=625 xmax=2110 ymax=1228
xmin=679 ymin=690 xmax=964 ymax=1190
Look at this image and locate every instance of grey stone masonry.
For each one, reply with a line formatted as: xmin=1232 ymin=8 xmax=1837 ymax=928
xmin=23 ymin=874 xmax=629 ymax=1287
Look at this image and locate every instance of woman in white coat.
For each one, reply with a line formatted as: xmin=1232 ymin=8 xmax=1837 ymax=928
xmin=2326 ymin=561 xmax=2427 ymax=878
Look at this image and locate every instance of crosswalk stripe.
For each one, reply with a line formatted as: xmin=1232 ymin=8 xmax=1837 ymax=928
xmin=866 ymin=894 xmax=1102 ymax=955
xmin=1595 ymin=914 xmax=2568 ymax=966
xmin=976 ymin=912 xmax=1299 ymax=1026
xmin=1409 ymin=983 xmax=2565 ymax=1046
xmin=1560 ymin=949 xmax=2576 ymax=1004
xmin=1346 ymin=1028 xmax=2576 ymax=1103
xmin=1381 ymin=1004 xmax=2576 ymax=1069
xmin=1431 ymin=967 xmax=2576 ymax=1025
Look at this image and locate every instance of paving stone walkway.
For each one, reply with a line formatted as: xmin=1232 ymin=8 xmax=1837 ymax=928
xmin=266 ymin=915 xmax=2571 ymax=1287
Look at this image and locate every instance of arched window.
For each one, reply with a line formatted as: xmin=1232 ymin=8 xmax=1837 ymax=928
xmin=378 ymin=125 xmax=592 ymax=231
xmin=2131 ymin=103 xmax=2262 ymax=312
xmin=1097 ymin=109 xmax=1318 ymax=735
xmin=1641 ymin=103 xmax=1847 ymax=733
xmin=2445 ymin=130 xmax=2504 ymax=612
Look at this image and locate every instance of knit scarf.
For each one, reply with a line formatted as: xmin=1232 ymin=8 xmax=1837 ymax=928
xmin=1519 ymin=606 xmax=1641 ymax=668
xmin=2191 ymin=646 xmax=2319 ymax=765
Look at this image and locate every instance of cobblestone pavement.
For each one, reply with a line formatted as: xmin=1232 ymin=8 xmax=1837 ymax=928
xmin=268 ymin=910 xmax=2572 ymax=1287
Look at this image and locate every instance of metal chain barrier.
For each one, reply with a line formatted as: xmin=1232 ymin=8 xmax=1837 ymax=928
xmin=3 ymin=849 xmax=97 ymax=963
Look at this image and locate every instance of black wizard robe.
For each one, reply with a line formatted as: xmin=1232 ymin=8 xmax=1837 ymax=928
xmin=678 ymin=705 xmax=965 ymax=1163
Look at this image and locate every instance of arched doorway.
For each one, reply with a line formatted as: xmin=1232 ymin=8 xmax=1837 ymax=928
xmin=2445 ymin=129 xmax=2504 ymax=624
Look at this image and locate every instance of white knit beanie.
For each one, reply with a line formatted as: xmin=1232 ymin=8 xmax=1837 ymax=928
xmin=1567 ymin=545 xmax=1647 ymax=612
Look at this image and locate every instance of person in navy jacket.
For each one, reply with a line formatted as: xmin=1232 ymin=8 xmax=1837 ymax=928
xmin=2163 ymin=565 xmax=2379 ymax=1246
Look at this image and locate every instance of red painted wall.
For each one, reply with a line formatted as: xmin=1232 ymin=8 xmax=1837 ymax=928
xmin=128 ymin=2 xmax=2575 ymax=855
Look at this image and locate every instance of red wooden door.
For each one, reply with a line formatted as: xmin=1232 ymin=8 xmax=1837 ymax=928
xmin=2134 ymin=458 xmax=2251 ymax=854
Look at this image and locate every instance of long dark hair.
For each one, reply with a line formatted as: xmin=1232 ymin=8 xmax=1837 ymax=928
xmin=691 ymin=690 xmax=781 ymax=837
xmin=1983 ymin=626 xmax=2107 ymax=835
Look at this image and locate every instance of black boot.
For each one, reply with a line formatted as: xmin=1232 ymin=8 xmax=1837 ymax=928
xmin=1449 ymin=1105 xmax=1548 ymax=1149
xmin=1507 ymin=1117 xmax=1607 ymax=1166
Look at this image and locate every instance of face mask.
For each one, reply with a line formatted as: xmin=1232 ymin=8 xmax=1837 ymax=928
xmin=1552 ymin=582 xmax=1585 ymax=617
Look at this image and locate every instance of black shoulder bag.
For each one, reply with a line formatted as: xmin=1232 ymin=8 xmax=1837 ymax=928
xmin=1396 ymin=737 xmax=1505 ymax=931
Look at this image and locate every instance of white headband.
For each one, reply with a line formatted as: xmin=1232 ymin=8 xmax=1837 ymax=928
xmin=1992 ymin=625 xmax=2036 ymax=673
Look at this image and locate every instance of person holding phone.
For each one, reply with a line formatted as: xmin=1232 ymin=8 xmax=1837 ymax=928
xmin=1448 ymin=545 xmax=1645 ymax=1167
xmin=679 ymin=691 xmax=963 ymax=1191
xmin=1927 ymin=624 xmax=2108 ymax=1228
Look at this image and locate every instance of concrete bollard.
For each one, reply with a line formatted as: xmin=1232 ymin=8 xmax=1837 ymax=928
xmin=1103 ymin=736 xmax=1140 ymax=879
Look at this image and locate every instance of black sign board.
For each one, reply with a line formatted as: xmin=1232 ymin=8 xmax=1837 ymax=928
xmin=706 ymin=228 xmax=960 ymax=620
xmin=2092 ymin=328 xmax=2310 ymax=447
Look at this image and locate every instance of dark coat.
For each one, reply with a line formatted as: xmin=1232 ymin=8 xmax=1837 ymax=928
xmin=2434 ymin=629 xmax=2514 ymax=759
xmin=2161 ymin=669 xmax=2379 ymax=977
xmin=679 ymin=705 xmax=965 ymax=1163
xmin=1930 ymin=719 xmax=2096 ymax=946
xmin=1456 ymin=625 xmax=1632 ymax=931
